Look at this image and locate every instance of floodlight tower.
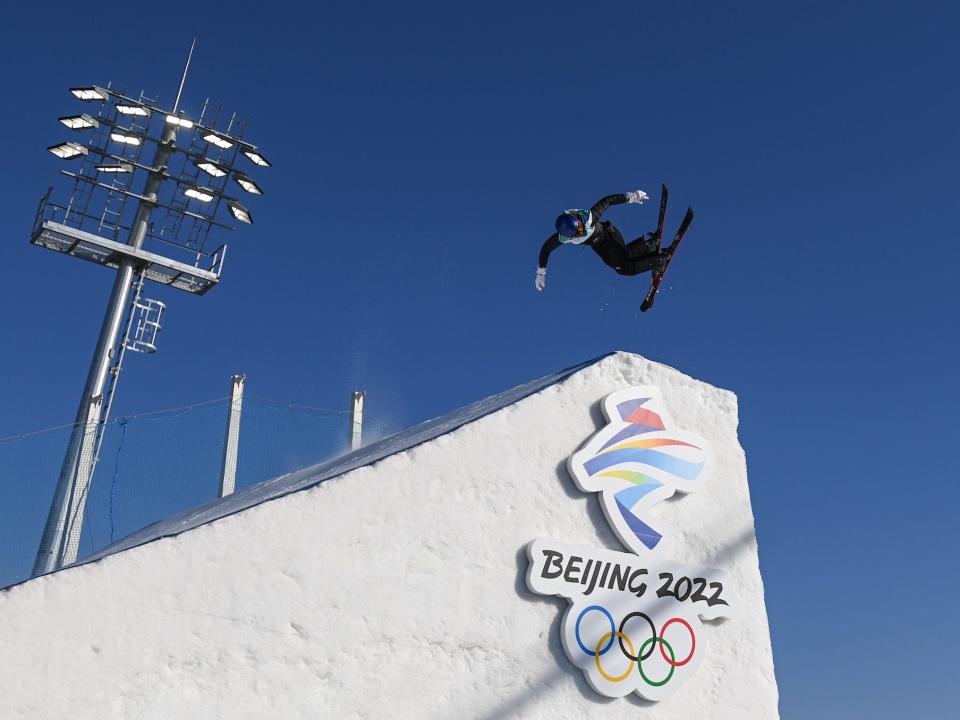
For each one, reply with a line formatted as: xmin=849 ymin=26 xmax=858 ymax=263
xmin=30 ymin=42 xmax=271 ymax=577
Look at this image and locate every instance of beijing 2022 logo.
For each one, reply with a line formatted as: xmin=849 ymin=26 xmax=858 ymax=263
xmin=526 ymin=387 xmax=736 ymax=701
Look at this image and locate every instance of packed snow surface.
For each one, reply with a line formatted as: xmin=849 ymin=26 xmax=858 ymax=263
xmin=76 ymin=353 xmax=612 ymax=568
xmin=0 ymin=351 xmax=778 ymax=719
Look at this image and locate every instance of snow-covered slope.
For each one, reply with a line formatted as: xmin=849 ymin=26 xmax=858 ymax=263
xmin=77 ymin=353 xmax=613 ymax=568
xmin=0 ymin=351 xmax=778 ymax=719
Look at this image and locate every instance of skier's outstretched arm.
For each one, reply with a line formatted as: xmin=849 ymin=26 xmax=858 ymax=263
xmin=590 ymin=190 xmax=648 ymax=219
xmin=535 ymin=233 xmax=561 ymax=291
xmin=539 ymin=233 xmax=560 ymax=268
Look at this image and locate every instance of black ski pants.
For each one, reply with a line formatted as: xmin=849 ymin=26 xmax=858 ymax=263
xmin=590 ymin=225 xmax=659 ymax=276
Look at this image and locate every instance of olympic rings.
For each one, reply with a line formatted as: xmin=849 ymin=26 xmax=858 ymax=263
xmin=637 ymin=636 xmax=675 ymax=687
xmin=572 ymin=605 xmax=696 ymax=687
xmin=618 ymin=611 xmax=657 ymax=662
xmin=575 ymin=605 xmax=615 ymax=656
xmin=594 ymin=632 xmax=635 ymax=683
xmin=659 ymin=617 xmax=696 ymax=667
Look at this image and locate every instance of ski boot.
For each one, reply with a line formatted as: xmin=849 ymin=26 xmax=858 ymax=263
xmin=653 ymin=250 xmax=671 ymax=276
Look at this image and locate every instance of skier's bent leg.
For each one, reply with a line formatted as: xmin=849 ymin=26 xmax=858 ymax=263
xmin=618 ymin=251 xmax=669 ymax=276
xmin=623 ymin=259 xmax=657 ymax=275
xmin=626 ymin=235 xmax=658 ymax=257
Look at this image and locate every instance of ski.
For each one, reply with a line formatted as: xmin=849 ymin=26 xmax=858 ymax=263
xmin=640 ymin=206 xmax=694 ymax=313
xmin=653 ymin=183 xmax=668 ymax=251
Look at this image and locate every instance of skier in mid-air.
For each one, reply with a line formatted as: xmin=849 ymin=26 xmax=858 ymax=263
xmin=535 ymin=190 xmax=663 ymax=289
xmin=534 ymin=186 xmax=694 ymax=311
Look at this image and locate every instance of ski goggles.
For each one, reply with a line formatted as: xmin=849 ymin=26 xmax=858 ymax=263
xmin=558 ymin=211 xmax=588 ymax=243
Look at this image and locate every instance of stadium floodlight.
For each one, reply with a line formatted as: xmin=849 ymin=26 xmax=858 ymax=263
xmin=59 ymin=114 xmax=100 ymax=130
xmin=242 ymin=149 xmax=271 ymax=167
xmin=195 ymin=158 xmax=227 ymax=177
xmin=203 ymin=132 xmax=232 ymax=149
xmin=165 ymin=114 xmax=194 ymax=129
xmin=110 ymin=131 xmax=142 ymax=146
xmin=234 ymin=173 xmax=263 ymax=195
xmin=48 ymin=142 xmax=89 ymax=159
xmin=70 ymin=87 xmax=108 ymax=101
xmin=96 ymin=163 xmax=134 ymax=173
xmin=32 ymin=38 xmax=276 ymax=580
xmin=115 ymin=103 xmax=151 ymax=117
xmin=184 ymin=187 xmax=215 ymax=202
xmin=228 ymin=201 xmax=253 ymax=224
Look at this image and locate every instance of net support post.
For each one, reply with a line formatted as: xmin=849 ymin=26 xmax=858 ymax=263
xmin=219 ymin=374 xmax=246 ymax=498
xmin=350 ymin=391 xmax=366 ymax=451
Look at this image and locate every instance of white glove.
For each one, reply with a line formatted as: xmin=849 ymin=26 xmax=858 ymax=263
xmin=625 ymin=189 xmax=649 ymax=204
xmin=535 ymin=267 xmax=547 ymax=291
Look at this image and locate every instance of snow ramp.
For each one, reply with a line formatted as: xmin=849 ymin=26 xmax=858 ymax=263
xmin=0 ymin=351 xmax=778 ymax=719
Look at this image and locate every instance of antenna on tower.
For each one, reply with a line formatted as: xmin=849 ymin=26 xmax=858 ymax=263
xmin=173 ymin=38 xmax=196 ymax=114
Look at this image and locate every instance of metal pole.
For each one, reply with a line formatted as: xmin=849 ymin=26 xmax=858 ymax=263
xmin=59 ymin=274 xmax=146 ymax=564
xmin=32 ymin=121 xmax=180 ymax=576
xmin=350 ymin=391 xmax=366 ymax=451
xmin=219 ymin=374 xmax=246 ymax=498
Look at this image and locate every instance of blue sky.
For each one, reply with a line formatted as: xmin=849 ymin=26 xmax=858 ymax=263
xmin=1 ymin=1 xmax=958 ymax=716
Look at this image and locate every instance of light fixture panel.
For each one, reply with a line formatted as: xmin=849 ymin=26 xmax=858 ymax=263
xmin=59 ymin=114 xmax=99 ymax=130
xmin=110 ymin=132 xmax=142 ymax=146
xmin=115 ymin=104 xmax=151 ymax=117
xmin=229 ymin=202 xmax=253 ymax=225
xmin=166 ymin=115 xmax=195 ymax=129
xmin=70 ymin=87 xmax=108 ymax=101
xmin=96 ymin=163 xmax=134 ymax=173
xmin=184 ymin=187 xmax=215 ymax=203
xmin=243 ymin=149 xmax=271 ymax=167
xmin=195 ymin=159 xmax=227 ymax=178
xmin=235 ymin=174 xmax=264 ymax=195
xmin=48 ymin=142 xmax=88 ymax=159
xmin=203 ymin=133 xmax=233 ymax=150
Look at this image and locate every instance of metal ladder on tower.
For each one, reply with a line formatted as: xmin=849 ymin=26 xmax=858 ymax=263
xmin=97 ymin=92 xmax=151 ymax=241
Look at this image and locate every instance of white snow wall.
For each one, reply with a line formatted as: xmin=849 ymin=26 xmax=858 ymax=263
xmin=0 ymin=352 xmax=779 ymax=719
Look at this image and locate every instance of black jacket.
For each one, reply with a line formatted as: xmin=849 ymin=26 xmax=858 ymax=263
xmin=538 ymin=194 xmax=633 ymax=270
